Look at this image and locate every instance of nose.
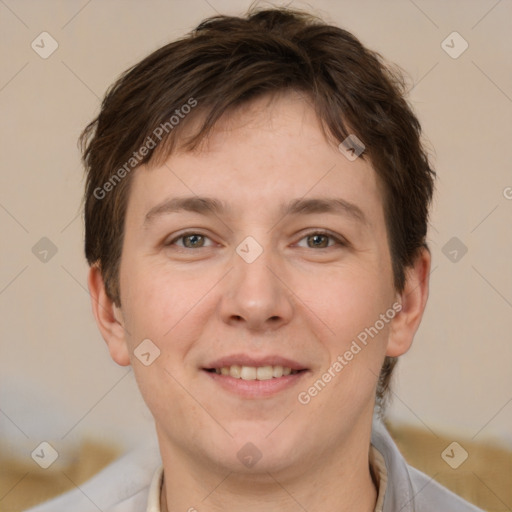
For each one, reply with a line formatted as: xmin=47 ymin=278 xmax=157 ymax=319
xmin=218 ymin=247 xmax=294 ymax=332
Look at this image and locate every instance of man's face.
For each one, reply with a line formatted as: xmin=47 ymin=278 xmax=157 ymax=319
xmin=116 ymin=93 xmax=399 ymax=474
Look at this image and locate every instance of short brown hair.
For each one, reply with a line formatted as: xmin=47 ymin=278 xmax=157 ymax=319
xmin=80 ymin=6 xmax=435 ymax=409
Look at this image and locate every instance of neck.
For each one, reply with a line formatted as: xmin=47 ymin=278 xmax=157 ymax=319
xmin=158 ymin=420 xmax=378 ymax=512
xmin=161 ymin=461 xmax=377 ymax=512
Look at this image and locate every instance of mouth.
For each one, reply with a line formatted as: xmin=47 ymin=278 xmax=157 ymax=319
xmin=202 ymin=356 xmax=309 ymax=398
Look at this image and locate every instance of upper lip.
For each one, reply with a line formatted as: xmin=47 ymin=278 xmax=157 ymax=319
xmin=204 ymin=354 xmax=308 ymax=371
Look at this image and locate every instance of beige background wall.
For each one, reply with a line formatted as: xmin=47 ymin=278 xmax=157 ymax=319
xmin=1 ymin=0 xmax=511 ymax=479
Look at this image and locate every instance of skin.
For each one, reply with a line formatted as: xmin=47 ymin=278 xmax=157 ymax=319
xmin=89 ymin=91 xmax=430 ymax=512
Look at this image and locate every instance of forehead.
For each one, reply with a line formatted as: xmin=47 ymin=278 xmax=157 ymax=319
xmin=127 ymin=92 xmax=384 ymax=226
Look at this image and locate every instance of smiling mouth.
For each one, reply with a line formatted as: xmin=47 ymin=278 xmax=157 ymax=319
xmin=204 ymin=365 xmax=305 ymax=380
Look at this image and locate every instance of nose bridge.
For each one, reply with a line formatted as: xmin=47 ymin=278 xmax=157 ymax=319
xmin=219 ymin=237 xmax=293 ymax=330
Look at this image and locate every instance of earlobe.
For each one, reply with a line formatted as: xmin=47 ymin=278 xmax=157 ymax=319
xmin=87 ymin=266 xmax=131 ymax=366
xmin=386 ymin=247 xmax=431 ymax=357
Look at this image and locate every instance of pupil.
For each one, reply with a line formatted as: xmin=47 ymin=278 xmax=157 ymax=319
xmin=186 ymin=235 xmax=203 ymax=247
xmin=310 ymin=235 xmax=327 ymax=248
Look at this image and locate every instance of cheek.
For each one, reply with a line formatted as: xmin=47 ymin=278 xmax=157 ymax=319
xmin=303 ymin=264 xmax=393 ymax=402
xmin=309 ymin=264 xmax=392 ymax=340
xmin=119 ymin=259 xmax=214 ymax=353
xmin=119 ymin=263 xmax=208 ymax=415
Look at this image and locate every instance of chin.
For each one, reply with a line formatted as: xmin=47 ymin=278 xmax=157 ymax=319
xmin=209 ymin=424 xmax=302 ymax=473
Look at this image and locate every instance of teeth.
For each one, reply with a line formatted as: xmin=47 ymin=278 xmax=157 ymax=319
xmin=230 ymin=365 xmax=241 ymax=379
xmin=214 ymin=365 xmax=299 ymax=380
xmin=240 ymin=366 xmax=257 ymax=380
xmin=273 ymin=365 xmax=283 ymax=378
xmin=256 ymin=366 xmax=273 ymax=380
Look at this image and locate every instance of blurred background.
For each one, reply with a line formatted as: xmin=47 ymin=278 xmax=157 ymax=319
xmin=1 ymin=0 xmax=511 ymax=510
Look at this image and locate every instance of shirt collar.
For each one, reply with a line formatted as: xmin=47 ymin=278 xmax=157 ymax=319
xmin=371 ymin=413 xmax=416 ymax=512
xmin=370 ymin=443 xmax=388 ymax=512
xmin=146 ymin=465 xmax=163 ymax=512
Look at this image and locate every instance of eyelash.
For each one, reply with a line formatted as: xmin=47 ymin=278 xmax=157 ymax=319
xmin=166 ymin=230 xmax=347 ymax=250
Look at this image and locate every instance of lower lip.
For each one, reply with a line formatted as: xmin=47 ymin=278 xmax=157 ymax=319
xmin=203 ymin=370 xmax=308 ymax=398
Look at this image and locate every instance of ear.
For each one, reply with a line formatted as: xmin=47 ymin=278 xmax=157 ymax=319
xmin=386 ymin=247 xmax=431 ymax=357
xmin=88 ymin=265 xmax=131 ymax=366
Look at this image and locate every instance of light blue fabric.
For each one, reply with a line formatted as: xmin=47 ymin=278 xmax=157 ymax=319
xmin=25 ymin=415 xmax=483 ymax=511
xmin=370 ymin=415 xmax=483 ymax=511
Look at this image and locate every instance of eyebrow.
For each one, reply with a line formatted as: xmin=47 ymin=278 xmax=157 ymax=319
xmin=283 ymin=197 xmax=367 ymax=225
xmin=144 ymin=196 xmax=227 ymax=226
xmin=143 ymin=195 xmax=367 ymax=226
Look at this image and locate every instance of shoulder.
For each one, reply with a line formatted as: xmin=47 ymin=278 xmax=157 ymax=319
xmin=407 ymin=465 xmax=484 ymax=511
xmin=23 ymin=442 xmax=161 ymax=512
xmin=371 ymin=414 xmax=484 ymax=512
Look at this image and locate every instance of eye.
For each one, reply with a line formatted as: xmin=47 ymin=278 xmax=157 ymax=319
xmin=296 ymin=231 xmax=345 ymax=249
xmin=167 ymin=232 xmax=214 ymax=249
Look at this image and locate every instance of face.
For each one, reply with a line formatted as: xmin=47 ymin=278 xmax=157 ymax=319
xmin=97 ymin=92 xmax=419 ymax=477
